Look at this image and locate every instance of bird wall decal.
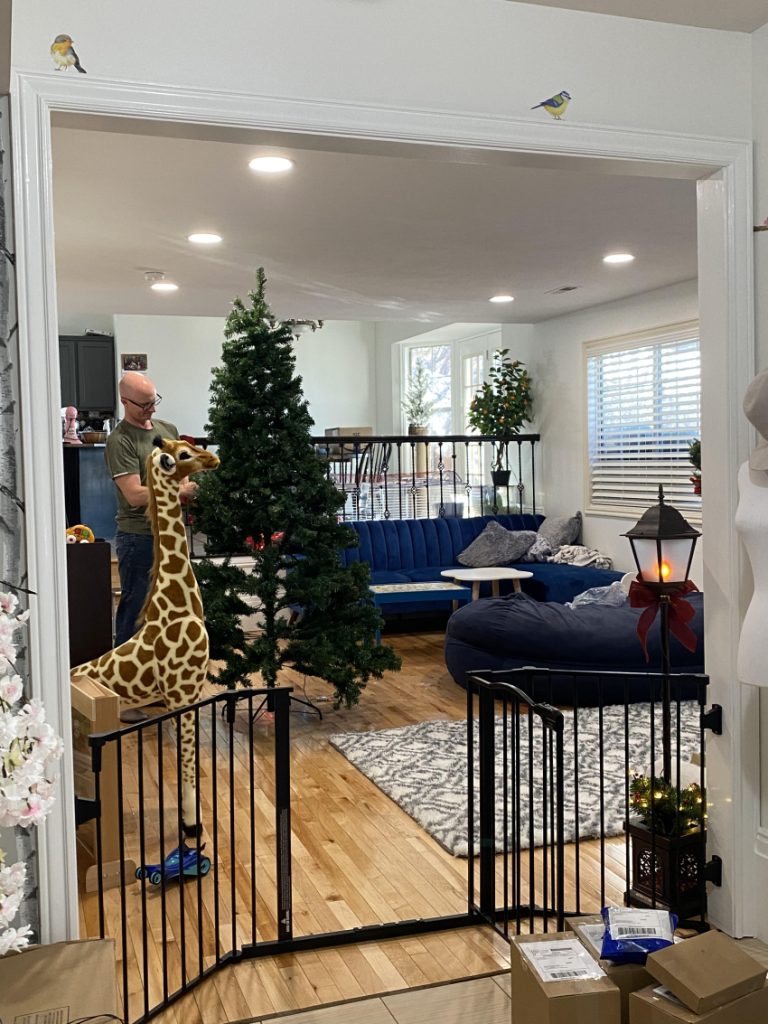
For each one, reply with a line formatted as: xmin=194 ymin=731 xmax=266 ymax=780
xmin=50 ymin=34 xmax=87 ymax=73
xmin=531 ymin=90 xmax=571 ymax=120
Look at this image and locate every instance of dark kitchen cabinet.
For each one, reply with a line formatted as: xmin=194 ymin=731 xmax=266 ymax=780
xmin=59 ymin=335 xmax=116 ymax=413
xmin=66 ymin=540 xmax=114 ymax=666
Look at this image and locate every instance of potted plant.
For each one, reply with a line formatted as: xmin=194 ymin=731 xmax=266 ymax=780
xmin=401 ymin=359 xmax=436 ymax=436
xmin=688 ymin=438 xmax=701 ymax=494
xmin=467 ymin=350 xmax=533 ymax=487
xmin=625 ymin=774 xmax=706 ymax=920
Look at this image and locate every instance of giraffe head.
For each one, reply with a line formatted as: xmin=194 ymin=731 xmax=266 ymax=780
xmin=150 ymin=436 xmax=220 ymax=482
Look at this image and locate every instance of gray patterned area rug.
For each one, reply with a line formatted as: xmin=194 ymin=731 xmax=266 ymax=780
xmin=329 ymin=703 xmax=700 ymax=857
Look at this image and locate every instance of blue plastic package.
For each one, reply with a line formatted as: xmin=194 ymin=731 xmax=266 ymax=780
xmin=599 ymin=907 xmax=677 ymax=964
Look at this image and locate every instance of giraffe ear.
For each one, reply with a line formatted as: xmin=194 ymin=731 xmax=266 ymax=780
xmin=159 ymin=452 xmax=176 ymax=474
xmin=153 ymin=435 xmax=164 ymax=449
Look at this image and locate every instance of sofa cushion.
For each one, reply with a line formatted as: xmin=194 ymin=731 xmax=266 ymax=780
xmin=457 ymin=522 xmax=537 ymax=567
xmin=538 ymin=510 xmax=582 ymax=548
xmin=339 ymin=514 xmax=544 ymax=572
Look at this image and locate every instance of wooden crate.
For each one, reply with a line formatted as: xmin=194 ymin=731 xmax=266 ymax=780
xmin=71 ymin=673 xmax=135 ymax=892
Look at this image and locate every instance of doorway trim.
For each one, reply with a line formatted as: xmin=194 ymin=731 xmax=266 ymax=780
xmin=10 ymin=70 xmax=754 ymax=941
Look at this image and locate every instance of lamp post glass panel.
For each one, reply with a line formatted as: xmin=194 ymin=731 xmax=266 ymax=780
xmin=623 ymin=485 xmax=700 ymax=783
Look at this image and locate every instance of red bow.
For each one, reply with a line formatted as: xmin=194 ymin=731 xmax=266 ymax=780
xmin=628 ymin=578 xmax=699 ymax=662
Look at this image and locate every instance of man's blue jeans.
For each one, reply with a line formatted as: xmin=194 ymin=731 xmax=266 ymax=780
xmin=114 ymin=531 xmax=154 ymax=646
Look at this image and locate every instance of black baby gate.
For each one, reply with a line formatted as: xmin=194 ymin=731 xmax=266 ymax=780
xmin=467 ymin=667 xmax=721 ymax=942
xmin=85 ymin=674 xmax=720 ymax=1022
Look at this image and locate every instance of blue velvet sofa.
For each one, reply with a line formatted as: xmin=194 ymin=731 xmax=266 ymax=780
xmin=339 ymin=514 xmax=623 ymax=612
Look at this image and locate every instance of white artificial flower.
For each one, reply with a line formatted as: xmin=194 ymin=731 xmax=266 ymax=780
xmin=0 ymin=594 xmax=63 ymax=950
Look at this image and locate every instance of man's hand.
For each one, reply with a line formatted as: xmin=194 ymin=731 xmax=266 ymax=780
xmin=179 ymin=478 xmax=199 ymax=502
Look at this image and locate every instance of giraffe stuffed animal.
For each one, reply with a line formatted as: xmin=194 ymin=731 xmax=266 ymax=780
xmin=72 ymin=436 xmax=219 ymax=837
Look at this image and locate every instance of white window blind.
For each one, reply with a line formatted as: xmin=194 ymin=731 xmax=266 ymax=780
xmin=585 ymin=321 xmax=700 ymax=513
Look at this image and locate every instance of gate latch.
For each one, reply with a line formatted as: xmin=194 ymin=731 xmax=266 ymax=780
xmin=702 ymin=704 xmax=723 ymax=735
xmin=75 ymin=796 xmax=98 ymax=827
xmin=704 ymin=854 xmax=723 ymax=887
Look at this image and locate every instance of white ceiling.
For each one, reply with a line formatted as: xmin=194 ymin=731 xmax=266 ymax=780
xmin=51 ymin=120 xmax=702 ymax=326
xmin=516 ymin=0 xmax=768 ymax=33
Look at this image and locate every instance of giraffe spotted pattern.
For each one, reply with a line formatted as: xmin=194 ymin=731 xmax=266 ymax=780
xmin=71 ymin=437 xmax=219 ymax=834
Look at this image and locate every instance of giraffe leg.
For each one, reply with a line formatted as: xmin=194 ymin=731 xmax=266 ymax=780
xmin=176 ymin=707 xmax=202 ymax=839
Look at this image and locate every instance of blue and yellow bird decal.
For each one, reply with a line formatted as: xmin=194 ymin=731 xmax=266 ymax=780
xmin=50 ymin=35 xmax=87 ymax=74
xmin=531 ymin=90 xmax=571 ymax=120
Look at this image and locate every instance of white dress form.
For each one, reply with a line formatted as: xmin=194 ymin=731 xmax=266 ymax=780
xmin=736 ymin=460 xmax=768 ymax=686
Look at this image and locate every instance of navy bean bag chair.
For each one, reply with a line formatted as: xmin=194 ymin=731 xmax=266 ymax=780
xmin=444 ymin=590 xmax=705 ymax=705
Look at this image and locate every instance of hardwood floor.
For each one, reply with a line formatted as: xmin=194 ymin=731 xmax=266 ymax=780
xmin=78 ymin=629 xmax=625 ymax=1023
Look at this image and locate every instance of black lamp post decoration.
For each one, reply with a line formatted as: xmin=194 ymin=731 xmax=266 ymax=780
xmin=623 ymin=485 xmax=701 ymax=783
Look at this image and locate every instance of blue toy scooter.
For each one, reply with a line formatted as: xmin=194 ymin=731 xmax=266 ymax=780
xmin=135 ymin=843 xmax=211 ymax=886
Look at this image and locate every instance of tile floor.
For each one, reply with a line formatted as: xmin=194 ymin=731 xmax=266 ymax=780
xmin=247 ymin=937 xmax=768 ymax=1024
xmin=248 ymin=975 xmax=511 ymax=1024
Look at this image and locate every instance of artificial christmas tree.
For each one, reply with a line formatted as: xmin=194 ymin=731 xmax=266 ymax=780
xmin=193 ymin=269 xmax=400 ymax=707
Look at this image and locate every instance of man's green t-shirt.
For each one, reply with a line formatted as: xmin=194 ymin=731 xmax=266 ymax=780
xmin=105 ymin=418 xmax=179 ymax=534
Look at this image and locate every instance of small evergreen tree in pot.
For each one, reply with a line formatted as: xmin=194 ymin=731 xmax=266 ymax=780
xmin=467 ymin=350 xmax=533 ymax=480
xmin=401 ymin=359 xmax=436 ymax=434
xmin=192 ymin=269 xmax=400 ymax=708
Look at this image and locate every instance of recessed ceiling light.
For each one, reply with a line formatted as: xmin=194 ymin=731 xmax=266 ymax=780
xmin=188 ymin=232 xmax=222 ymax=245
xmin=489 ymin=294 xmax=515 ymax=303
xmin=248 ymin=156 xmax=294 ymax=173
xmin=603 ymin=253 xmax=635 ymax=264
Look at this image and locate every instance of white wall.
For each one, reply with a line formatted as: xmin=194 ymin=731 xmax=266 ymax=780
xmin=112 ymin=315 xmax=376 ymax=436
xmin=57 ymin=312 xmax=115 ymax=337
xmin=750 ymin=22 xmax=768 ymax=932
xmin=11 ymin=1 xmax=752 ymax=139
xmin=531 ymin=279 xmax=700 ymax=574
xmin=294 ymin=320 xmax=377 ymax=434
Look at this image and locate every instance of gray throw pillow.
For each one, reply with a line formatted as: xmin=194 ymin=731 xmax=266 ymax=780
xmin=457 ymin=522 xmax=537 ymax=567
xmin=538 ymin=511 xmax=582 ymax=549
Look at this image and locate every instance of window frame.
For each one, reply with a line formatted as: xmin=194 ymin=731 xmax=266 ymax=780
xmin=582 ymin=319 xmax=701 ymax=521
xmin=399 ymin=329 xmax=501 ymax=435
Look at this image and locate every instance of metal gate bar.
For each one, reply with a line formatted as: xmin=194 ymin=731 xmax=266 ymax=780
xmin=467 ymin=667 xmax=715 ymax=940
xmin=89 ymin=687 xmax=294 ymax=1022
xmin=86 ymin=668 xmax=717 ymax=1021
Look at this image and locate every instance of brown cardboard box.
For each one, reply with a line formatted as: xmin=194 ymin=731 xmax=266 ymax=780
xmin=629 ymin=981 xmax=768 ymax=1023
xmin=645 ymin=930 xmax=766 ymax=1013
xmin=566 ymin=916 xmax=653 ymax=1024
xmin=324 ymin=426 xmax=374 ymax=437
xmin=511 ymin=932 xmax=621 ymax=1023
xmin=0 ymin=939 xmax=118 ymax=1020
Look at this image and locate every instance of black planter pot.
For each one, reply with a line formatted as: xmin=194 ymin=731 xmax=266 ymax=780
xmin=490 ymin=469 xmax=511 ymax=488
xmin=624 ymin=819 xmax=707 ymax=922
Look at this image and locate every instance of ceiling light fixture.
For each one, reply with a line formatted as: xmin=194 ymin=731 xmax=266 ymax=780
xmin=188 ymin=232 xmax=222 ymax=245
xmin=144 ymin=270 xmax=179 ymax=292
xmin=489 ymin=294 xmax=514 ymax=303
xmin=248 ymin=156 xmax=294 ymax=173
xmin=284 ymin=318 xmax=324 ymax=339
xmin=603 ymin=253 xmax=635 ymax=264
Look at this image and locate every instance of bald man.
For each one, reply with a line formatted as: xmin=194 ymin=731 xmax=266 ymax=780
xmin=106 ymin=372 xmax=197 ymax=652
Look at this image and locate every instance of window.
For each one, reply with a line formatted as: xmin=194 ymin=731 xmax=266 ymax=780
xmin=585 ymin=321 xmax=700 ymax=513
xmin=463 ymin=352 xmax=485 ymax=495
xmin=463 ymin=352 xmax=484 ymax=431
xmin=404 ymin=344 xmax=452 ymax=434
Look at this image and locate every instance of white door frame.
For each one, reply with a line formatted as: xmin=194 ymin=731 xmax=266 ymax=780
xmin=10 ymin=70 xmax=755 ymax=941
